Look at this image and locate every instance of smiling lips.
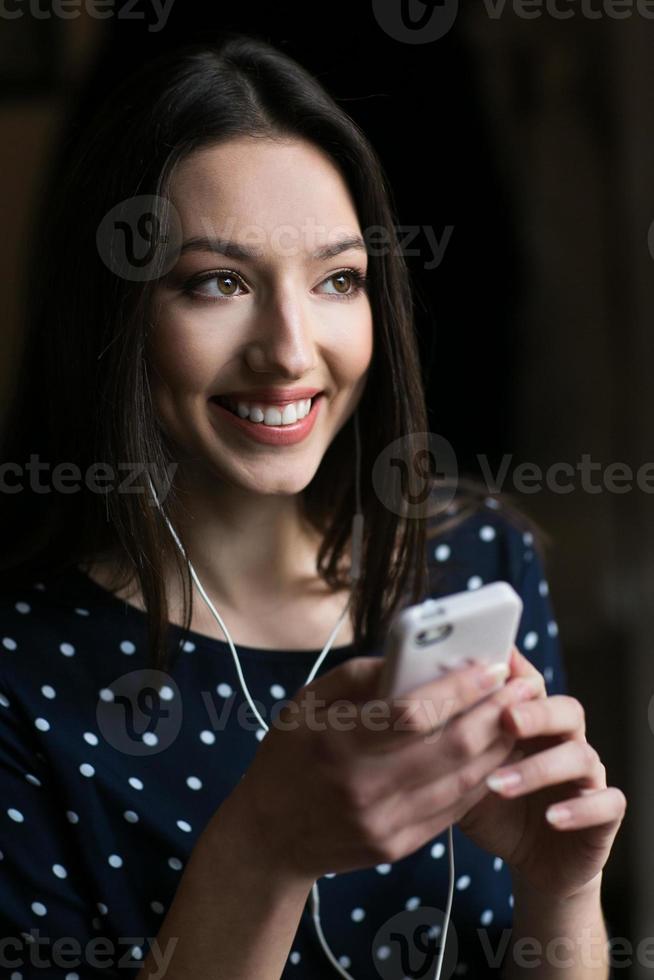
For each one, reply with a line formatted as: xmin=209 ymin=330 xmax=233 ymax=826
xmin=214 ymin=394 xmax=315 ymax=425
xmin=208 ymin=392 xmax=324 ymax=445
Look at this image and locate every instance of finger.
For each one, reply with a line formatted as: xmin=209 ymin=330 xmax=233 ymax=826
xmin=385 ymin=734 xmax=527 ymax=836
xmin=358 ymin=659 xmax=512 ymax=751
xmin=409 ymin=675 xmax=541 ymax=780
xmin=423 ymin=674 xmax=543 ymax=757
xmin=430 ymin=671 xmax=544 ymax=744
xmin=544 ymin=787 xmax=628 ymax=831
xmin=485 ymin=739 xmax=604 ymax=798
xmin=356 ymin=676 xmax=540 ymax=795
xmin=500 ymin=694 xmax=585 ymax=740
xmin=508 ymin=645 xmax=546 ymax=690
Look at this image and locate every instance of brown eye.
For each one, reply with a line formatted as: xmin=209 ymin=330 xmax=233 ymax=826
xmin=182 ymin=270 xmax=247 ymax=301
xmin=182 ymin=266 xmax=366 ymax=304
xmin=319 ymin=269 xmax=367 ymax=300
xmin=213 ymin=274 xmax=240 ymax=296
xmin=331 ymin=272 xmax=352 ymax=293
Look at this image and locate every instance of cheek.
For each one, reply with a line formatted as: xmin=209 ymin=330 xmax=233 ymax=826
xmin=146 ymin=301 xmax=374 ymax=412
xmin=147 ymin=315 xmax=221 ymax=403
xmin=331 ymin=310 xmax=374 ymax=381
xmin=145 ymin=317 xmax=227 ymax=451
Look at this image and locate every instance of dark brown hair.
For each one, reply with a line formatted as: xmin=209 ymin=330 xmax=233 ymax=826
xmin=0 ymin=33 xmax=548 ymax=671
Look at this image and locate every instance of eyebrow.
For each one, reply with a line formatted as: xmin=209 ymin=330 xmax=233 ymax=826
xmin=178 ymin=234 xmax=368 ymax=262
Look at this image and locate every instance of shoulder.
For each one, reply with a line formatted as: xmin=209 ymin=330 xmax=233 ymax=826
xmin=424 ymin=478 xmax=551 ymax=595
xmin=0 ymin=563 xmax=104 ymax=691
xmin=0 ymin=562 xmax=87 ymax=628
xmin=424 ymin=478 xmax=567 ymax=694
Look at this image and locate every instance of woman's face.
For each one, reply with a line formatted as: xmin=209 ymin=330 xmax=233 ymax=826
xmin=149 ymin=136 xmax=373 ymax=498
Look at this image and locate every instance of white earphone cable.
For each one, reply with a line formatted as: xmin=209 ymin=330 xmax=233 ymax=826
xmin=145 ymin=410 xmax=455 ymax=979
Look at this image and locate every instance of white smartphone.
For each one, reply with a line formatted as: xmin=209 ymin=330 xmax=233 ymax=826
xmin=376 ymin=581 xmax=523 ymax=699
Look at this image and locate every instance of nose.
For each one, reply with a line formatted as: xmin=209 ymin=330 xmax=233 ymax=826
xmin=243 ymin=288 xmax=317 ymax=379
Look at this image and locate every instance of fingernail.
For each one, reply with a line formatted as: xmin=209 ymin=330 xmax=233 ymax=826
xmin=478 ymin=663 xmax=510 ymax=690
xmin=486 ymin=769 xmax=522 ymax=792
xmin=546 ymin=805 xmax=572 ymax=825
xmin=509 ymin=707 xmax=525 ymax=728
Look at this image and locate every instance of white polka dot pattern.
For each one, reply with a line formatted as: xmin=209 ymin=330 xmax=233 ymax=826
xmin=0 ymin=512 xmax=567 ymax=977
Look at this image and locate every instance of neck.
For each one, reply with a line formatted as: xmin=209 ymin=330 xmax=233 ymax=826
xmin=156 ymin=467 xmax=332 ymax=615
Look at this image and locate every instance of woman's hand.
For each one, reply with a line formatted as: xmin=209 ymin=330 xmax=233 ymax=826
xmin=228 ymin=654 xmax=537 ymax=881
xmin=457 ymin=646 xmax=627 ymax=901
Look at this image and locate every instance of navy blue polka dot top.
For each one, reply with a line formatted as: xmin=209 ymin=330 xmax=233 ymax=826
xmin=0 ymin=499 xmax=568 ymax=979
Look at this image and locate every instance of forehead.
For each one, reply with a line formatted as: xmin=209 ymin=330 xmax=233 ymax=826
xmin=167 ymin=136 xmax=362 ymax=250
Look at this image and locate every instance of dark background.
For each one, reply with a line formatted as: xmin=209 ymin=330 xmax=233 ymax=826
xmin=3 ymin=4 xmax=654 ymax=973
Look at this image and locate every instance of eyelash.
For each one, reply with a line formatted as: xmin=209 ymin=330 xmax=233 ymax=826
xmin=181 ymin=267 xmax=369 ymax=304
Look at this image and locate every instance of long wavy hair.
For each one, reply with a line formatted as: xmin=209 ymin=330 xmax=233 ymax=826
xmin=0 ymin=33 xmax=547 ymax=672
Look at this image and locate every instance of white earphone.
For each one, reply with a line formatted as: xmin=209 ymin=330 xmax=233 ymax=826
xmin=145 ymin=409 xmax=455 ymax=979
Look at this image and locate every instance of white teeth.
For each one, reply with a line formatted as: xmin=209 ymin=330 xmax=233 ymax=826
xmin=227 ymin=398 xmax=313 ymax=425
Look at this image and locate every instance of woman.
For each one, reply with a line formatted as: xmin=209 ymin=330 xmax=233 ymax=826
xmin=0 ymin=33 xmax=625 ymax=979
